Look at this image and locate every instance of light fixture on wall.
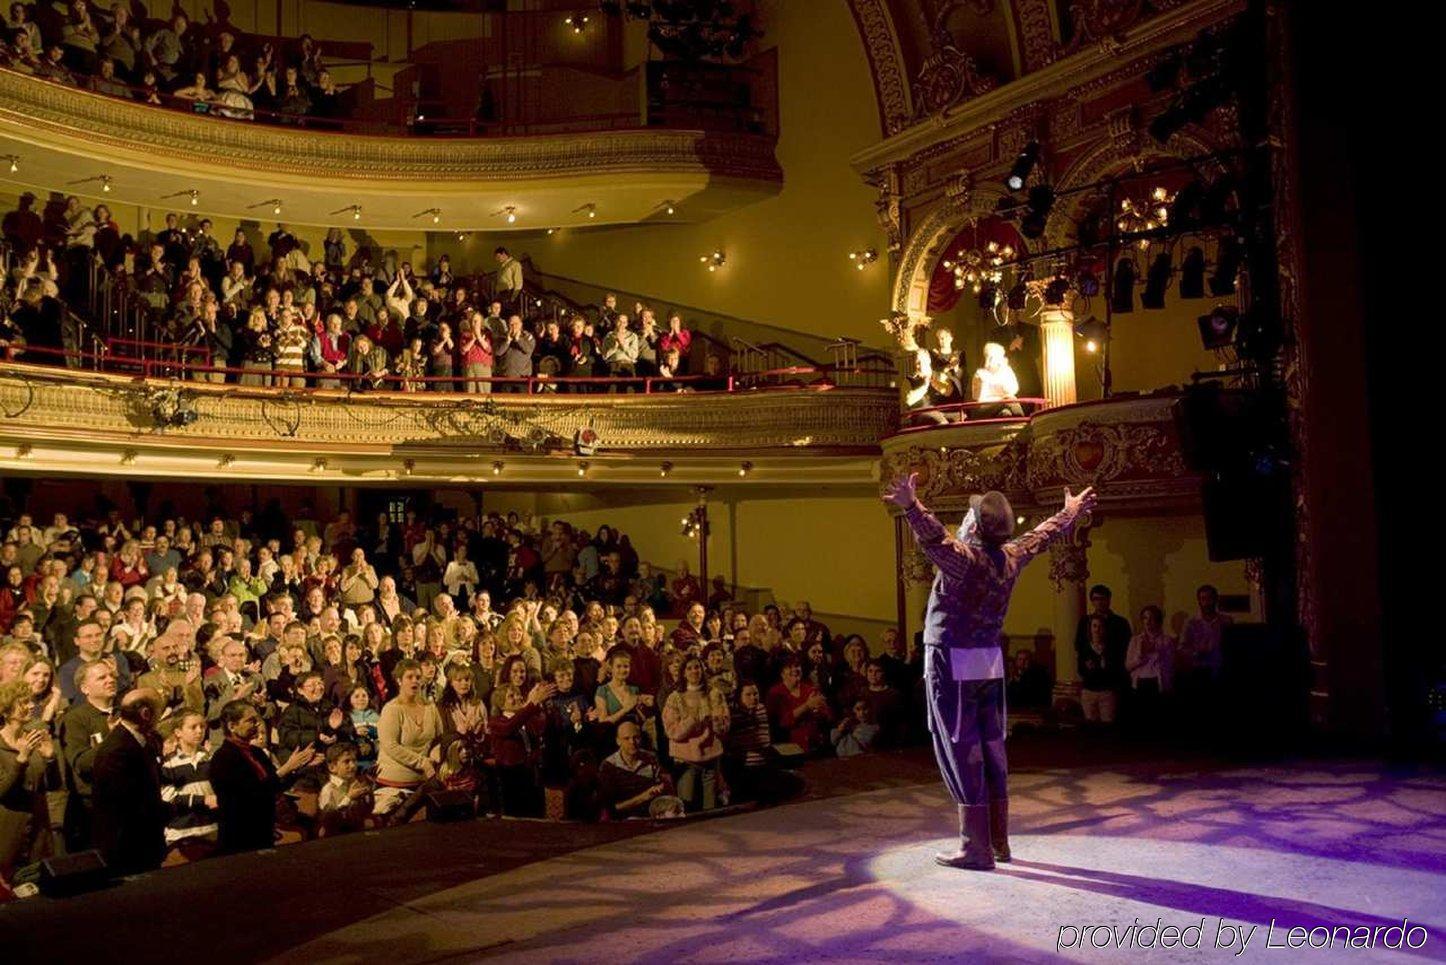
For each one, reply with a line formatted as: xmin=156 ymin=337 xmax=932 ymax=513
xmin=401 ymin=459 xmax=415 ymax=476
xmin=493 ymin=205 xmax=518 ymax=224
xmin=565 ymin=11 xmax=590 ymax=33
xmin=700 ymin=249 xmax=726 ymax=272
xmin=120 ymin=449 xmax=138 ymax=466
xmin=4 ymin=154 xmax=18 ymax=173
xmin=311 ymin=457 xmax=328 ymax=473
xmin=659 ymin=461 xmax=673 ymax=478
xmin=1074 ymin=315 xmax=1108 ymax=354
xmin=100 ymin=175 xmax=112 ymax=193
xmin=573 ymin=202 xmax=597 ymax=220
xmin=332 ymin=204 xmax=363 ymax=221
xmin=847 ymin=247 xmax=878 ymax=270
xmin=737 ymin=461 xmax=753 ymax=477
xmin=492 ymin=460 xmax=504 ymax=475
xmin=457 ymin=232 xmax=468 ymax=243
xmin=248 ymin=199 xmax=283 ymax=215
xmin=944 ymin=240 xmax=1013 ymax=293
xmin=576 ymin=461 xmax=589 ymax=477
xmin=218 ymin=454 xmax=236 ymax=468
xmin=658 ymin=200 xmax=677 ymax=215
xmin=546 ymin=227 xmax=557 ymax=235
xmin=414 ymin=207 xmax=442 ymax=224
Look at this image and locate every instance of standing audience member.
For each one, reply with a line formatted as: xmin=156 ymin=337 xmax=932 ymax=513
xmin=91 ymin=688 xmax=167 ymax=875
xmin=210 ymin=700 xmax=317 ymax=853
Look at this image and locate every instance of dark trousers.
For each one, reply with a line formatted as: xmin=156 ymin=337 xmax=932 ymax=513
xmin=925 ymin=647 xmax=1007 ymax=805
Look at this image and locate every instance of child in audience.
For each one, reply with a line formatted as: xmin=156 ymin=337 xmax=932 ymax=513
xmin=317 ymin=742 xmax=374 ymax=836
xmin=347 ymin=684 xmax=380 ymax=772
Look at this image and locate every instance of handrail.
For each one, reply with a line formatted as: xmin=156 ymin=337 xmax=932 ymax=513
xmin=892 ymin=398 xmax=1051 ymax=433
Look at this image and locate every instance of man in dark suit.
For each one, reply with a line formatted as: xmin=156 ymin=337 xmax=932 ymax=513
xmin=59 ymin=661 xmax=118 ymax=852
xmin=209 ymin=700 xmax=317 ymax=854
xmin=204 ymin=637 xmax=271 ymax=742
xmin=91 ymin=688 xmax=167 ymax=875
xmin=1073 ymin=584 xmax=1133 ymax=674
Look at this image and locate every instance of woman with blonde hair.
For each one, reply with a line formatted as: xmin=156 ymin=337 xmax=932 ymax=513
xmin=497 ymin=613 xmax=542 ymax=679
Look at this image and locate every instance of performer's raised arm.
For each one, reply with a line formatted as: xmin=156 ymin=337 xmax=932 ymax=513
xmin=1010 ymin=486 xmax=1098 ymax=564
xmin=882 ymin=472 xmax=981 ymax=581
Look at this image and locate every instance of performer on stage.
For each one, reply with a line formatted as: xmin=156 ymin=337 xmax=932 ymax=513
xmin=883 ymin=472 xmax=1095 ymax=870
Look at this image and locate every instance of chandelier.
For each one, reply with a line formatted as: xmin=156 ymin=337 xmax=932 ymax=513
xmin=942 ymin=240 xmax=1015 ymax=293
xmin=1117 ymin=186 xmax=1175 ymax=250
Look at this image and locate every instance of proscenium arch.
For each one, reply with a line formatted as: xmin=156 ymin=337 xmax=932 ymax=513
xmin=892 ymin=181 xmax=1019 ymax=321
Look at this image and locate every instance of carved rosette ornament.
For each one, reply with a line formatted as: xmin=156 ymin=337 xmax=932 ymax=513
xmin=914 ymin=6 xmax=999 ymax=119
xmin=1048 ymin=513 xmax=1093 ymax=591
xmin=1025 ymin=419 xmax=1185 ymax=491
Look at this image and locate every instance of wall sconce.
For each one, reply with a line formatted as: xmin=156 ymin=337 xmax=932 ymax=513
xmin=659 ymin=461 xmax=673 ymax=477
xmin=311 ymin=457 xmax=328 ymax=473
xmin=576 ymin=461 xmax=589 ymax=477
xmin=847 ymin=247 xmax=878 ymax=270
xmin=494 ymin=205 xmax=518 ymax=224
xmin=4 ymin=154 xmax=17 ymax=173
xmin=414 ymin=207 xmax=442 ymax=224
xmin=120 ymin=450 xmax=138 ymax=466
xmin=100 ymin=175 xmax=112 ymax=193
xmin=492 ymin=461 xmax=504 ymax=475
xmin=700 ymin=250 xmax=726 ymax=272
xmin=573 ymin=202 xmax=597 ymax=220
xmin=248 ymin=199 xmax=283 ymax=215
xmin=737 ymin=461 xmax=753 ymax=477
xmin=331 ymin=204 xmax=362 ymax=221
xmin=565 ymin=12 xmax=590 ymax=33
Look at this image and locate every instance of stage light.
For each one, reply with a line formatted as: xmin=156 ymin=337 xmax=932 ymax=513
xmin=492 ymin=461 xmax=503 ymax=475
xmin=1075 ymin=315 xmax=1108 ymax=353
xmin=1210 ymin=237 xmax=1239 ymax=296
xmin=1077 ymin=270 xmax=1100 ymax=298
xmin=1005 ymin=141 xmax=1040 ymax=192
xmin=1180 ymin=246 xmax=1206 ymax=298
xmin=1142 ymin=252 xmax=1172 ymax=309
xmin=1006 ymin=281 xmax=1029 ymax=311
xmin=1111 ymin=259 xmax=1136 ymax=314
xmin=1044 ymin=276 xmax=1071 ymax=306
xmin=1197 ymin=305 xmax=1238 ymax=349
xmin=1020 ymin=184 xmax=1054 ymax=239
xmin=848 ymin=247 xmax=878 ymax=270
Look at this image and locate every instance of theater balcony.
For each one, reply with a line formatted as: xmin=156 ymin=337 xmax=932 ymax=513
xmin=0 ymin=59 xmax=781 ymax=229
xmin=879 ymin=392 xmax=1201 ymax=516
xmin=0 ymin=361 xmax=896 ymax=486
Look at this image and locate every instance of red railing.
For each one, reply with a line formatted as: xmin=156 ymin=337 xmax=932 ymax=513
xmin=1 ymin=341 xmax=896 ymax=398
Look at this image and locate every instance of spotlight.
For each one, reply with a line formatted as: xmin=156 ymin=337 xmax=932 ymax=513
xmin=1141 ymin=252 xmax=1173 ymax=309
xmin=1111 ymin=259 xmax=1137 ymax=313
xmin=1209 ymin=237 xmax=1240 ymax=296
xmin=1197 ymin=305 xmax=1238 ymax=349
xmin=1077 ymin=270 xmax=1101 ymax=298
xmin=1006 ymin=281 xmax=1029 ymax=311
xmin=492 ymin=461 xmax=503 ymax=475
xmin=1179 ymin=246 xmax=1206 ymax=298
xmin=738 ymin=461 xmax=753 ymax=477
xmin=1169 ymin=180 xmax=1205 ymax=228
xmin=1020 ymin=184 xmax=1055 ymax=239
xmin=1075 ymin=315 xmax=1108 ymax=353
xmin=1044 ymin=276 xmax=1071 ymax=305
xmin=659 ymin=461 xmax=673 ymax=477
xmin=1005 ymin=141 xmax=1040 ymax=192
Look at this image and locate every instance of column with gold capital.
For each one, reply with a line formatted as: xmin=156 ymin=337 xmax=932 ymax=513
xmin=1038 ymin=306 xmax=1077 ymax=408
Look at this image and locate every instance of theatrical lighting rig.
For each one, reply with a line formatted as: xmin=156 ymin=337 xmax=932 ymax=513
xmin=1111 ymin=259 xmax=1137 ymax=314
xmin=1179 ymin=246 xmax=1207 ymax=298
xmin=1197 ymin=305 xmax=1239 ymax=350
xmin=1005 ymin=141 xmax=1040 ymax=192
xmin=848 ymin=248 xmax=878 ymax=270
xmin=1141 ymin=252 xmax=1173 ymax=309
xmin=1074 ymin=315 xmax=1109 ymax=354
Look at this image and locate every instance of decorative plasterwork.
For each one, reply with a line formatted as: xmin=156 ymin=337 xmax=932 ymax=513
xmin=1014 ymin=0 xmax=1061 ymax=72
xmin=890 ymin=178 xmax=1014 ymax=317
xmin=850 ymin=0 xmax=1244 ymax=175
xmin=848 ymin=0 xmax=916 ymax=137
xmin=913 ymin=3 xmax=1000 ymax=119
xmin=0 ymin=367 xmax=897 ymax=455
xmin=1048 ymin=516 xmax=1094 ymax=590
xmin=878 ymin=392 xmax=1199 ymax=514
xmin=0 ymin=69 xmax=782 ymax=185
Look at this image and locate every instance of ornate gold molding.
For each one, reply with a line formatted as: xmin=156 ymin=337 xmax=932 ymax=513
xmin=0 ymin=366 xmax=895 ymax=455
xmin=0 ymin=69 xmax=782 ymax=185
xmin=848 ymin=0 xmax=915 ymax=137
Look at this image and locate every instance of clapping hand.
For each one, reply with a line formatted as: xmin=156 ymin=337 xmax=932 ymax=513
xmin=883 ymin=472 xmax=918 ymax=509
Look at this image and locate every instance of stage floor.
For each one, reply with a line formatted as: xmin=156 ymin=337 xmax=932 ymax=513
xmin=4 ymin=748 xmax=1444 ymax=963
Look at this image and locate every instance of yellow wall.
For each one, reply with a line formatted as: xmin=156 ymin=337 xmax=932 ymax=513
xmin=425 ymin=0 xmax=890 ymax=345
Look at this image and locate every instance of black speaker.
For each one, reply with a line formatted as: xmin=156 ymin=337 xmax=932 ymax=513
xmin=1201 ymin=473 xmax=1285 ymax=562
xmin=424 ymin=789 xmax=476 ymax=822
xmin=1174 ymin=386 xmax=1266 ymax=473
xmin=38 ymin=850 xmax=111 ymax=897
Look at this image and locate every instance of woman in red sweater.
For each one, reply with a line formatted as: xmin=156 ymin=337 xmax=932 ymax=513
xmin=765 ymin=658 xmax=833 ymax=755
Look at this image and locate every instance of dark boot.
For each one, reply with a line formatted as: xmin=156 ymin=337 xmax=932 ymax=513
xmin=935 ymin=804 xmax=995 ymax=871
xmin=989 ymin=797 xmax=1011 ymax=863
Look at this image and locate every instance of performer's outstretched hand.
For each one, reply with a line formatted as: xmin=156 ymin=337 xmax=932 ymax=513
xmin=883 ymin=472 xmax=918 ymax=509
xmin=1064 ymin=485 xmax=1097 ymax=516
